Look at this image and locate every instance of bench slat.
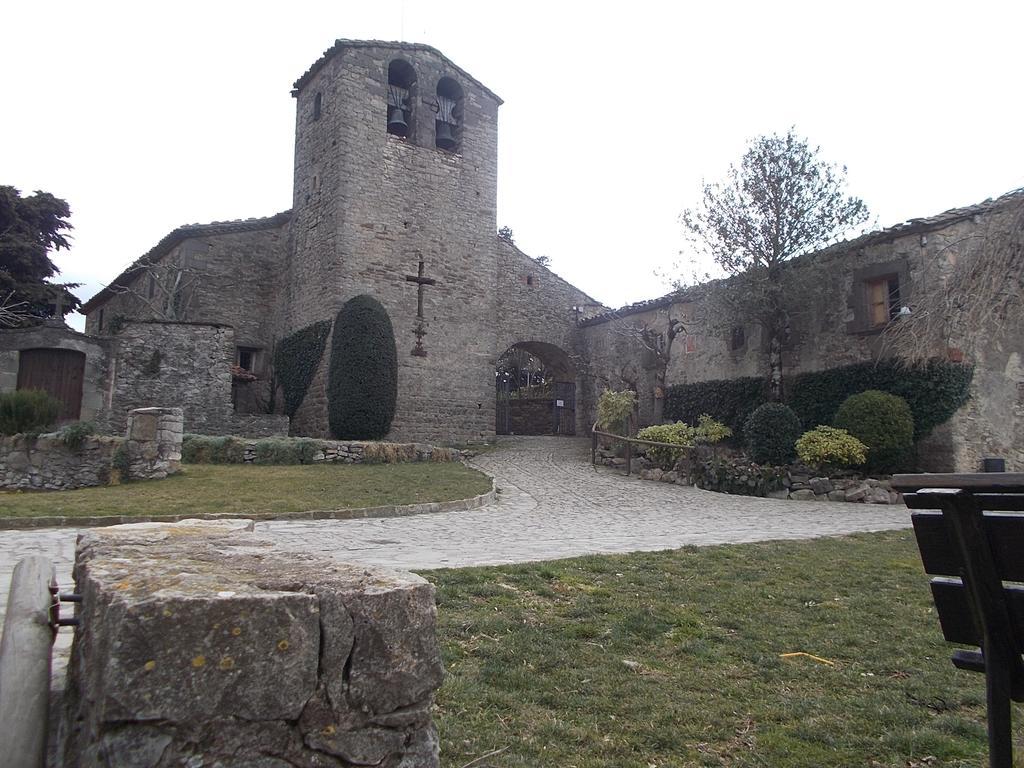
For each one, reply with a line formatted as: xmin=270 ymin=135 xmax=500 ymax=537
xmin=912 ymin=511 xmax=1024 ymax=582
xmin=905 ymin=493 xmax=1024 ymax=512
xmin=930 ymin=578 xmax=1024 ymax=652
xmin=894 ymin=473 xmax=1024 ymax=493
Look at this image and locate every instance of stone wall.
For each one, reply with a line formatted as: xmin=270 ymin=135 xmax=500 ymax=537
xmin=0 ymin=323 xmax=112 ymax=428
xmin=0 ymin=407 xmax=183 ymax=490
xmin=498 ymin=398 xmax=556 ymax=436
xmin=109 ymin=321 xmax=234 ymax=435
xmin=578 ymin=199 xmax=1024 ymax=471
xmin=61 ymin=519 xmax=442 ymax=767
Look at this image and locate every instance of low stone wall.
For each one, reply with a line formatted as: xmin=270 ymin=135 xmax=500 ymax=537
xmin=0 ymin=407 xmax=183 ymax=491
xmin=182 ymin=433 xmax=463 ymax=465
xmin=61 ymin=519 xmax=442 ymax=767
xmin=0 ymin=433 xmax=120 ymax=490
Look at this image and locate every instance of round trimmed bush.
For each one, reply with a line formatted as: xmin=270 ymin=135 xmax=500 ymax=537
xmin=795 ymin=426 xmax=867 ymax=469
xmin=833 ymin=389 xmax=914 ymax=472
xmin=744 ymin=402 xmax=802 ymax=465
xmin=328 ymin=295 xmax=398 ymax=440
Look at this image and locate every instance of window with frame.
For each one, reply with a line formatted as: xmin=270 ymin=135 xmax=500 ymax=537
xmin=236 ymin=347 xmax=259 ymax=372
xmin=866 ymin=275 xmax=901 ymax=328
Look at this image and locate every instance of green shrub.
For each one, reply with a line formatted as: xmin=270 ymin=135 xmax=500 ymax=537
xmin=58 ymin=421 xmax=96 ymax=451
xmin=328 ymin=295 xmax=398 ymax=440
xmin=787 ymin=359 xmax=971 ymax=440
xmin=664 ymin=359 xmax=972 ymax=444
xmin=637 ymin=422 xmax=696 ymax=469
xmin=744 ymin=403 xmax=802 ymax=465
xmin=275 ymin=320 xmax=332 ymax=417
xmin=695 ymin=414 xmax=732 ymax=444
xmin=111 ymin=444 xmax=132 ymax=483
xmin=596 ymin=389 xmax=637 ymax=434
xmin=795 ymin=426 xmax=867 ymax=469
xmin=181 ymin=434 xmax=247 ymax=464
xmin=833 ymin=390 xmax=914 ymax=472
xmin=0 ymin=389 xmax=61 ymax=435
xmin=664 ymin=377 xmax=766 ymax=443
xmin=253 ymin=437 xmax=319 ymax=465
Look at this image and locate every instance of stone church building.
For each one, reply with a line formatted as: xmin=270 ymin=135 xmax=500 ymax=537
xmin=1 ymin=39 xmax=1020 ymax=470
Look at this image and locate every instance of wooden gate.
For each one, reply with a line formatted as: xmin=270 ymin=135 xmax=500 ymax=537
xmin=553 ymin=381 xmax=576 ymax=435
xmin=16 ymin=348 xmax=86 ymax=422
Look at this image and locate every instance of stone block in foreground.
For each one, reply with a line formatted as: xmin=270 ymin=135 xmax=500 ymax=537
xmin=61 ymin=519 xmax=443 ymax=767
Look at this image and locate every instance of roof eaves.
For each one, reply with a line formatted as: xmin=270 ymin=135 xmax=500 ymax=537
xmin=291 ymin=39 xmax=503 ymax=105
xmin=81 ymin=211 xmax=291 ymax=313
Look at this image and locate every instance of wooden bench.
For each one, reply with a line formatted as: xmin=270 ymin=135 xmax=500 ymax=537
xmin=892 ymin=473 xmax=1024 ymax=768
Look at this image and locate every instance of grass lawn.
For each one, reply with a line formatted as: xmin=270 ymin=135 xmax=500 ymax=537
xmin=0 ymin=462 xmax=492 ymax=518
xmin=427 ymin=530 xmax=1023 ymax=767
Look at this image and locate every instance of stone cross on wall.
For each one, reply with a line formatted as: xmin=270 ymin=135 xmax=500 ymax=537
xmin=405 ymin=257 xmax=437 ymax=357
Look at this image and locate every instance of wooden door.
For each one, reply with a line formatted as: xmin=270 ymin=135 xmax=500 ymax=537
xmin=16 ymin=348 xmax=86 ymax=422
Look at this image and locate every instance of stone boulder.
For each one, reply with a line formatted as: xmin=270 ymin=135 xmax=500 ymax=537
xmin=61 ymin=519 xmax=443 ymax=767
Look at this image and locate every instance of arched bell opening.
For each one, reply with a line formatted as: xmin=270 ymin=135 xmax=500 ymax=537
xmin=387 ymin=60 xmax=416 ymax=139
xmin=434 ymin=76 xmax=463 ymax=152
xmin=495 ymin=341 xmax=576 ymax=436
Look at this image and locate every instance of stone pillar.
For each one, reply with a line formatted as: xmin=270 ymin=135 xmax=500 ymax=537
xmin=60 ymin=519 xmax=443 ymax=767
xmin=124 ymin=407 xmax=183 ymax=480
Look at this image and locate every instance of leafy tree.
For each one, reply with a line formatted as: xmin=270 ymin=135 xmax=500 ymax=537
xmin=681 ymin=129 xmax=869 ymax=400
xmin=497 ymin=225 xmax=514 ymax=244
xmin=0 ymin=186 xmax=78 ymax=325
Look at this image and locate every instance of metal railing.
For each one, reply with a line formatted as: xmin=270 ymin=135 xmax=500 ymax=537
xmin=0 ymin=557 xmax=79 ymax=768
xmin=591 ymin=423 xmax=692 ymax=476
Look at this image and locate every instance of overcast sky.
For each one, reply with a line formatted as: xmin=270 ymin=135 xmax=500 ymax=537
xmin=4 ymin=1 xmax=1022 ymax=330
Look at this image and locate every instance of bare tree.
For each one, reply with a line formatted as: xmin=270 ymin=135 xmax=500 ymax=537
xmin=881 ymin=195 xmax=1024 ymax=362
xmin=680 ymin=128 xmax=869 ymax=400
xmin=106 ymin=261 xmax=206 ymax=321
xmin=609 ymin=309 xmax=687 ymax=421
xmin=0 ymin=291 xmax=29 ymax=328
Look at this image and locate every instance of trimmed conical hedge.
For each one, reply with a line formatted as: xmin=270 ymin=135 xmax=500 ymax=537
xmin=327 ymin=295 xmax=398 ymax=439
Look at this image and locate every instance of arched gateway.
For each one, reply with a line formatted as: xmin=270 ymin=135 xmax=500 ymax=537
xmin=496 ymin=341 xmax=576 ymax=436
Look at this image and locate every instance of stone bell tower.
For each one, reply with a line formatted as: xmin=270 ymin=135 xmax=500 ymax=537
xmin=285 ymin=40 xmax=504 ymax=441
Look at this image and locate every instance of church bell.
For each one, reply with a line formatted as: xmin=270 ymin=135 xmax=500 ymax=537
xmin=387 ymin=106 xmax=408 ymax=137
xmin=435 ymin=121 xmax=456 ymax=151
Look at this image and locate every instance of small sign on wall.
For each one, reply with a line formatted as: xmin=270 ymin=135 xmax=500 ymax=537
xmin=556 ymin=399 xmax=564 ymax=407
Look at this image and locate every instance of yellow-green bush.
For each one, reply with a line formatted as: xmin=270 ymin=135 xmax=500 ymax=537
xmin=638 ymin=416 xmax=731 ymax=470
xmin=795 ymin=426 xmax=867 ymax=469
xmin=637 ymin=422 xmax=696 ymax=469
xmin=596 ymin=389 xmax=636 ymax=434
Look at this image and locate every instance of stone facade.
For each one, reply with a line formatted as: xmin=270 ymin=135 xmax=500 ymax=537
xmin=579 ymin=191 xmax=1024 ymax=471
xmin=53 ymin=38 xmax=1020 ymax=461
xmin=61 ymin=519 xmax=443 ymax=767
xmin=0 ymin=407 xmax=183 ymax=490
xmin=75 ymin=40 xmax=599 ymax=444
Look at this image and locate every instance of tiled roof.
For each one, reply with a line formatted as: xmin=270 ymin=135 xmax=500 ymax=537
xmin=80 ymin=211 xmax=291 ymax=313
xmin=580 ymin=186 xmax=1024 ymax=327
xmin=291 ymin=39 xmax=503 ymax=104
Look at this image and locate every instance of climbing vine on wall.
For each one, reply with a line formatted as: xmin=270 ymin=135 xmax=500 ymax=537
xmin=327 ymin=295 xmax=397 ymax=440
xmin=274 ymin=320 xmax=332 ymax=417
xmin=665 ymin=359 xmax=973 ymax=443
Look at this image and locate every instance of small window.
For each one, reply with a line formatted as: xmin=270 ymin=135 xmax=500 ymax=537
xmin=312 ymin=92 xmax=322 ymax=121
xmin=387 ymin=60 xmax=416 ymax=138
xmin=867 ymin=276 xmax=901 ymax=327
xmin=98 ymin=308 xmax=104 ymax=332
xmin=237 ymin=347 xmax=258 ymax=372
xmin=435 ymin=77 xmax=463 ymax=152
xmin=729 ymin=326 xmax=746 ymax=351
xmin=148 ymin=274 xmax=156 ymax=299
xmin=526 ymin=274 xmax=535 ymax=287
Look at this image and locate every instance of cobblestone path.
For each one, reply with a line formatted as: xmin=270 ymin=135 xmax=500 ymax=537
xmin=0 ymin=436 xmax=912 ymax=676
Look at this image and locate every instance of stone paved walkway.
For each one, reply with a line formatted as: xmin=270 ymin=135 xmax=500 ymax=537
xmin=0 ymin=436 xmax=913 ymax=678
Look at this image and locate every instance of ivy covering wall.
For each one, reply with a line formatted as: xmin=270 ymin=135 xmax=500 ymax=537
xmin=274 ymin=320 xmax=332 ymax=417
xmin=327 ymin=295 xmax=398 ymax=440
xmin=664 ymin=360 xmax=974 ymax=442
